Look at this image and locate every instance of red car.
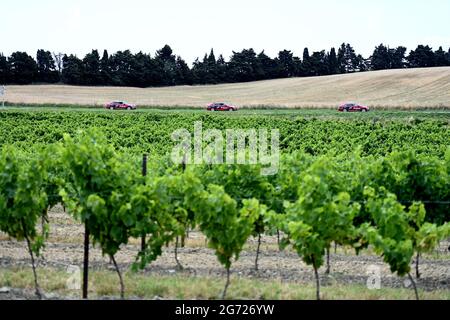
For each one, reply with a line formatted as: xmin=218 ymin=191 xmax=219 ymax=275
xmin=338 ymin=103 xmax=369 ymax=112
xmin=105 ymin=101 xmax=137 ymax=110
xmin=207 ymin=102 xmax=238 ymax=112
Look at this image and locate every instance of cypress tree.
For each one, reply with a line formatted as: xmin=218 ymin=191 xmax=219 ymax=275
xmin=328 ymin=47 xmax=339 ymax=74
xmin=100 ymin=50 xmax=112 ymax=85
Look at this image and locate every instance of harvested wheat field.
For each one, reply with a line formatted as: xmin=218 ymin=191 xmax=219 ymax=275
xmin=4 ymin=67 xmax=450 ymax=109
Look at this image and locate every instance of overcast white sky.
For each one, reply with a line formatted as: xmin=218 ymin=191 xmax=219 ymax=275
xmin=1 ymin=0 xmax=449 ymax=63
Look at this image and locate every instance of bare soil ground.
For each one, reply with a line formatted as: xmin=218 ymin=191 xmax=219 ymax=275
xmin=4 ymin=67 xmax=450 ymax=109
xmin=1 ymin=205 xmax=449 ymax=300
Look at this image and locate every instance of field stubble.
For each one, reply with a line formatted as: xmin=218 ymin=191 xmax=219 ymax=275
xmin=4 ymin=67 xmax=450 ymax=109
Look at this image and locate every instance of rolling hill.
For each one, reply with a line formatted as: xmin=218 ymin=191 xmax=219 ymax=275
xmin=4 ymin=67 xmax=450 ymax=109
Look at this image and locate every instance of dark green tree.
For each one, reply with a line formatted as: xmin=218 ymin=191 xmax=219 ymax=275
xmin=371 ymin=44 xmax=390 ymax=70
xmin=130 ymin=52 xmax=150 ymax=87
xmin=277 ymin=50 xmax=297 ymax=78
xmin=390 ymin=46 xmax=407 ymax=69
xmin=371 ymin=45 xmax=405 ymax=70
xmin=141 ymin=53 xmax=164 ymax=87
xmin=108 ymin=50 xmax=136 ymax=86
xmin=216 ymin=54 xmax=229 ymax=82
xmin=62 ymin=54 xmax=84 ymax=85
xmin=337 ymin=43 xmax=359 ymax=73
xmin=154 ymin=45 xmax=177 ymax=86
xmin=206 ymin=49 xmax=219 ymax=83
xmin=327 ymin=47 xmax=339 ymax=74
xmin=309 ymin=51 xmax=329 ymax=76
xmin=175 ymin=56 xmax=193 ymax=85
xmin=8 ymin=52 xmax=37 ymax=84
xmin=100 ymin=50 xmax=112 ymax=85
xmin=345 ymin=44 xmax=359 ymax=72
xmin=196 ymin=50 xmax=219 ymax=84
xmin=83 ymin=50 xmax=102 ymax=85
xmin=257 ymin=51 xmax=277 ymax=79
xmin=337 ymin=43 xmax=346 ymax=73
xmin=301 ymin=47 xmax=312 ymax=76
xmin=407 ymin=45 xmax=436 ymax=68
xmin=192 ymin=57 xmax=206 ymax=84
xmin=36 ymin=50 xmax=59 ymax=83
xmin=0 ymin=54 xmax=9 ymax=84
xmin=227 ymin=48 xmax=260 ymax=82
xmin=434 ymin=46 xmax=448 ymax=66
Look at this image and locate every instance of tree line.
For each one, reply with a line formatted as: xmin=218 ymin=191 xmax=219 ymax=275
xmin=0 ymin=44 xmax=449 ymax=87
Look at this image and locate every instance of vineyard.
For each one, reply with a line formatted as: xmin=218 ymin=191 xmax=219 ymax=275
xmin=0 ymin=109 xmax=449 ymax=300
xmin=0 ymin=109 xmax=449 ymax=157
